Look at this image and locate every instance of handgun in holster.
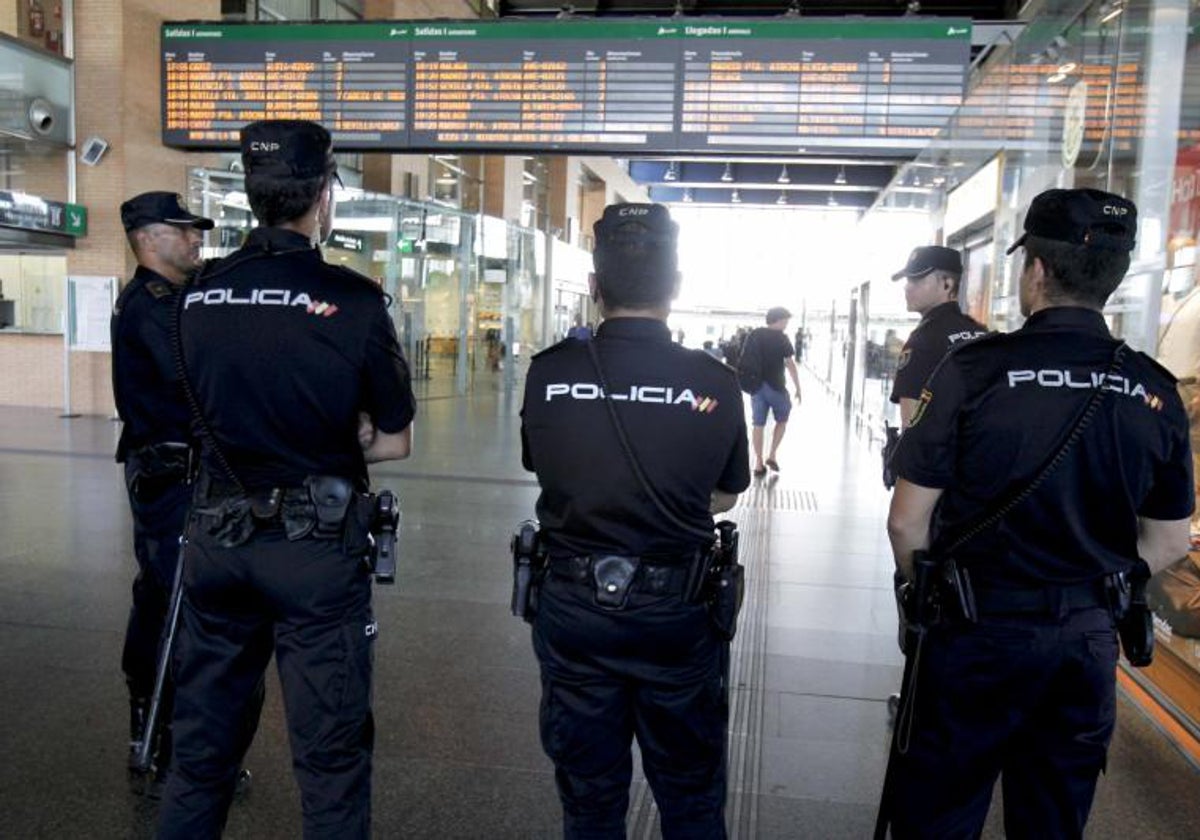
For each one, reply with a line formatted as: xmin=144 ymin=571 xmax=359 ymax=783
xmin=706 ymin=520 xmax=744 ymax=641
xmin=371 ymin=490 xmax=400 ymax=584
xmin=1109 ymin=559 xmax=1154 ymax=667
xmin=510 ymin=520 xmax=545 ymax=622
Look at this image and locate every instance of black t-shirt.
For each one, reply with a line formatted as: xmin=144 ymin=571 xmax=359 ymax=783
xmin=180 ymin=227 xmax=416 ymax=491
xmin=744 ymin=326 xmax=794 ymax=392
xmin=521 ymin=317 xmax=751 ymax=558
xmin=894 ymin=307 xmax=1194 ymax=588
xmin=111 ymin=265 xmax=193 ymax=462
xmin=890 ymin=301 xmax=988 ymax=403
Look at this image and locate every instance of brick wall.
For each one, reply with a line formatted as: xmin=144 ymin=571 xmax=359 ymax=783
xmin=0 ymin=333 xmax=62 ymax=408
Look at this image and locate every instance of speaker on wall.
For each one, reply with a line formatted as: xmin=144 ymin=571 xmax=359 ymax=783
xmin=79 ymin=136 xmax=109 ymax=166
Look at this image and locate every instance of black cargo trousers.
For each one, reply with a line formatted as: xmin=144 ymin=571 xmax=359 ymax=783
xmin=886 ymin=605 xmax=1119 ymax=839
xmin=533 ymin=570 xmax=729 ymax=840
xmin=121 ymin=457 xmax=191 ymax=700
xmin=157 ymin=518 xmax=376 ymax=840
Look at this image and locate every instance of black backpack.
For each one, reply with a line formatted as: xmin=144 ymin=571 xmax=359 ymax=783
xmin=736 ymin=332 xmax=763 ymax=394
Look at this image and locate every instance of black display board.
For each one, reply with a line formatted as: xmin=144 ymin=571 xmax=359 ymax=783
xmin=162 ymin=19 xmax=970 ymax=155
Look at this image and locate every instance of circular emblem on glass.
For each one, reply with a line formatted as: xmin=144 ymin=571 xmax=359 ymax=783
xmin=1062 ymin=80 xmax=1088 ymax=169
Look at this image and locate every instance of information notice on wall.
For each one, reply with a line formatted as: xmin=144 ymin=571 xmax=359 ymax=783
xmin=162 ymin=19 xmax=970 ymax=156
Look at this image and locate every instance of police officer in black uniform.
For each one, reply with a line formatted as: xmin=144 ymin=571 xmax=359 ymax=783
xmin=156 ymin=120 xmax=416 ymax=840
xmin=889 ymin=245 xmax=987 ymax=428
xmin=112 ymin=192 xmax=212 ymax=780
xmin=521 ymin=203 xmax=750 ymax=839
xmin=885 ymin=188 xmax=1194 ymax=838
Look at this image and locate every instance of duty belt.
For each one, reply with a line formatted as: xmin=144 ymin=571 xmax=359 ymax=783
xmin=971 ymin=578 xmax=1111 ymax=619
xmin=193 ymin=473 xmax=363 ymax=547
xmin=548 ymin=553 xmax=697 ymax=607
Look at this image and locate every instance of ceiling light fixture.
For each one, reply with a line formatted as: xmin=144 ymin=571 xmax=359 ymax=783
xmin=776 ymin=191 xmax=788 ymax=206
xmin=720 ymin=162 xmax=734 ymax=182
xmin=834 ymin=166 xmax=847 ymax=186
xmin=777 ymin=165 xmax=791 ymax=184
xmin=827 ymin=193 xmax=839 ymax=207
xmin=663 ymin=161 xmax=678 ymax=182
xmin=1100 ymin=2 xmax=1124 ymax=24
xmin=731 ymin=189 xmax=742 ymax=204
xmin=683 ymin=187 xmax=694 ymax=203
xmin=1057 ymin=62 xmax=1078 ymax=75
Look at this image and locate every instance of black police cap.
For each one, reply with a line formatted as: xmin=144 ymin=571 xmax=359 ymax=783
xmin=120 ymin=191 xmax=213 ymax=232
xmin=891 ymin=245 xmax=962 ymax=281
xmin=593 ymin=203 xmax=678 ymax=247
xmin=240 ymin=119 xmax=335 ymax=180
xmin=1007 ymin=188 xmax=1137 ymax=254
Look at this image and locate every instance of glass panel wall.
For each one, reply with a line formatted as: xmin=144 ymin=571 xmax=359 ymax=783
xmin=187 ymin=167 xmax=548 ymax=395
xmin=0 ymin=252 xmax=65 ymax=332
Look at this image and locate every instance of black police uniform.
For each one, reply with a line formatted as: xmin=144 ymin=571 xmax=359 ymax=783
xmin=112 ymin=264 xmax=194 ymax=732
xmin=521 ymin=317 xmax=750 ymax=838
xmin=889 ymin=308 xmax=1194 ymax=837
xmin=889 ymin=301 xmax=986 ymax=404
xmin=156 ymin=225 xmax=415 ymax=839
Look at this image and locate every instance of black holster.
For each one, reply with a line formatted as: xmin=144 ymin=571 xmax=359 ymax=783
xmin=707 ymin=521 xmax=744 ymax=641
xmin=896 ymin=550 xmax=947 ymax=652
xmin=882 ymin=424 xmax=900 ymax=490
xmin=127 ymin=442 xmax=193 ymax=501
xmin=510 ymin=520 xmax=545 ymax=622
xmin=369 ymin=490 xmax=400 ymax=584
xmin=1109 ymin=560 xmax=1154 ymax=667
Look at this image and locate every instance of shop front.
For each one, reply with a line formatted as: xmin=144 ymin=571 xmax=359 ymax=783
xmin=856 ymin=0 xmax=1200 ymax=759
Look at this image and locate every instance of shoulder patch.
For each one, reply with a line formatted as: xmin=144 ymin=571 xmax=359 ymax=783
xmin=909 ymin=387 xmax=934 ymax=428
xmin=144 ymin=280 xmax=173 ymax=299
xmin=896 ymin=348 xmax=912 ymax=372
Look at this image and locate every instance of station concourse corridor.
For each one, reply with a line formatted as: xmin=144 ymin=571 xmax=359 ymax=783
xmin=1 ymin=368 xmax=1199 ymax=839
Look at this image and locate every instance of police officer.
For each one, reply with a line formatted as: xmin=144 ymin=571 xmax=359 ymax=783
xmin=156 ymin=120 xmax=416 ymax=839
xmin=889 ymin=245 xmax=987 ymax=428
xmin=521 ymin=203 xmax=750 ymax=839
xmin=885 ymin=188 xmax=1194 ymax=837
xmin=112 ymin=192 xmax=212 ymax=781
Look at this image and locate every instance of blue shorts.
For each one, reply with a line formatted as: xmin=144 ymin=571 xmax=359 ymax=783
xmin=751 ymin=382 xmax=791 ymax=427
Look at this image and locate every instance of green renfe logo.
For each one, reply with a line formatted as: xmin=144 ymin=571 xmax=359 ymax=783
xmin=65 ymin=203 xmax=87 ymax=236
xmin=947 ymin=26 xmax=969 ymax=36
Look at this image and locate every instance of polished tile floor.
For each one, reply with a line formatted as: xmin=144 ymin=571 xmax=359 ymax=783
xmin=0 ymin=367 xmax=1197 ymax=838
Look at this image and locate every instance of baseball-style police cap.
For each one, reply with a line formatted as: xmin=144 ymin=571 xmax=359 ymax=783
xmin=120 ymin=191 xmax=214 ymax=232
xmin=891 ymin=245 xmax=962 ymax=281
xmin=593 ymin=202 xmax=678 ymax=246
xmin=1006 ymin=188 xmax=1137 ymax=254
xmin=240 ymin=119 xmax=335 ymax=180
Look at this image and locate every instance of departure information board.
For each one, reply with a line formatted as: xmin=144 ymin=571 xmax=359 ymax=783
xmin=162 ymin=19 xmax=970 ymax=155
xmin=163 ymin=23 xmax=411 ymax=145
xmin=410 ymin=21 xmax=678 ymax=151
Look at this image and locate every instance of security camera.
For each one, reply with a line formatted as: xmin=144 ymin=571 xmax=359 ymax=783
xmin=27 ymin=98 xmax=54 ymax=136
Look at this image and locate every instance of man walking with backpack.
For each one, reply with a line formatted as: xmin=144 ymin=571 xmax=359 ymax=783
xmin=739 ymin=306 xmax=802 ymax=477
